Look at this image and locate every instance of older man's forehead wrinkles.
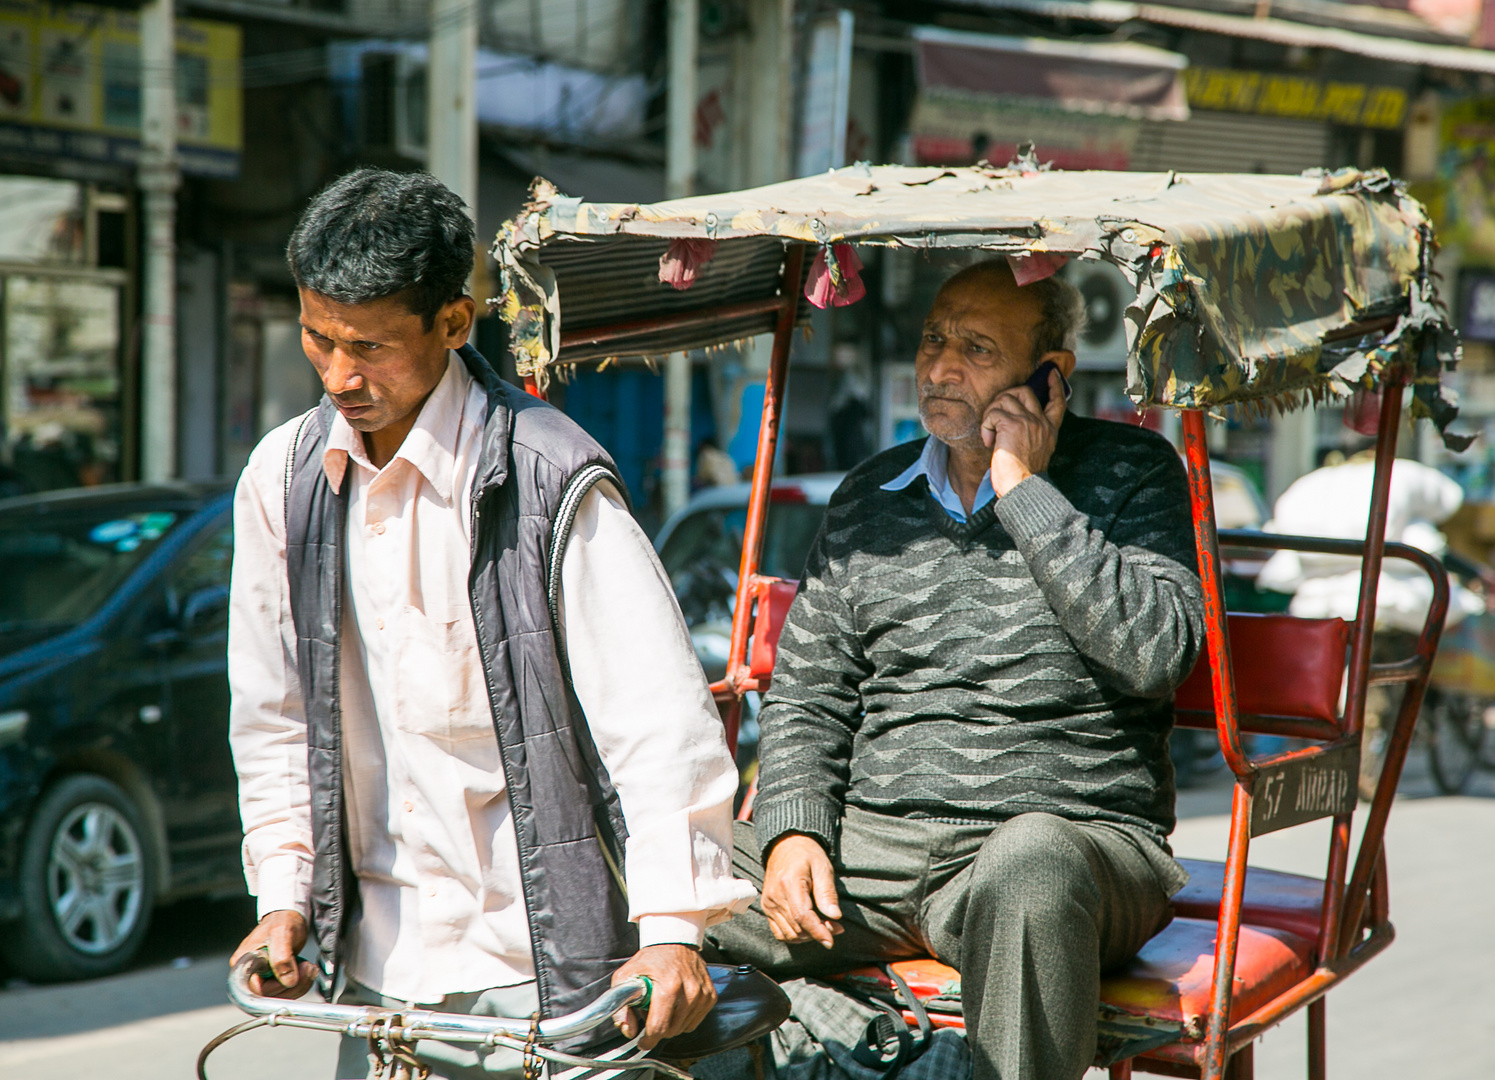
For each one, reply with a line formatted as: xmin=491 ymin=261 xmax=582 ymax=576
xmin=924 ymin=314 xmax=999 ymax=349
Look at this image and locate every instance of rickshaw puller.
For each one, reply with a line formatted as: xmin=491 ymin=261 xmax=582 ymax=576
xmin=226 ymin=169 xmax=754 ymax=1080
xmin=706 ymin=261 xmax=1207 ymax=1080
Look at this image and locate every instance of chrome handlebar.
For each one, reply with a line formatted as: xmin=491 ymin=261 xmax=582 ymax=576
xmin=227 ymin=953 xmax=649 ymax=1043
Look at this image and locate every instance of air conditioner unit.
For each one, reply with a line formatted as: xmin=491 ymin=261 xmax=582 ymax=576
xmin=359 ymin=48 xmax=426 ymax=162
xmin=1067 ymin=259 xmax=1133 ymax=372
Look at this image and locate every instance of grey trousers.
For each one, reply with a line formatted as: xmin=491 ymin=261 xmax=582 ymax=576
xmin=704 ymin=808 xmax=1177 ymax=1080
xmin=334 ymin=979 xmax=540 ymax=1080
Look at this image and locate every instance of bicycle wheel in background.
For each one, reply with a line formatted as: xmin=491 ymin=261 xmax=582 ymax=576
xmin=1425 ymin=690 xmax=1484 ymax=796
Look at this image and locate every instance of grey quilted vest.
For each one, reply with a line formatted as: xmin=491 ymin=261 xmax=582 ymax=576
xmin=283 ymin=343 xmax=637 ymax=1022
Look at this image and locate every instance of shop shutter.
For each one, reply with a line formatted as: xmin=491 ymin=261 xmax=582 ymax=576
xmin=1131 ymin=111 xmax=1332 ymax=174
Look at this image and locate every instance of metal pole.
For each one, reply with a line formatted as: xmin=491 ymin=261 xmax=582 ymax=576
xmin=661 ymin=0 xmax=698 ymax=516
xmin=1181 ymin=408 xmax=1253 ymax=1080
xmin=428 ymin=0 xmax=478 ymax=215
xmin=139 ymin=0 xmax=178 ymax=483
xmin=727 ymin=245 xmax=804 ymax=691
xmin=664 ymin=351 xmax=691 ymax=516
xmin=666 ymin=0 xmax=697 ymax=200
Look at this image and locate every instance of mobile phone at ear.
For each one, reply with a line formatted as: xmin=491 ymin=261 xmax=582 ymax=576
xmin=1026 ymin=361 xmax=1073 ymax=407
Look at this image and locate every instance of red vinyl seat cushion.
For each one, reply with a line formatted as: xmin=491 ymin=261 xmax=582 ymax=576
xmin=1175 ymin=613 xmax=1349 ymax=723
xmin=1171 ymin=859 xmax=1325 ymax=944
xmin=836 ymin=917 xmax=1313 ymax=1038
xmin=1099 ymin=917 xmax=1314 ymax=1033
xmin=748 ymin=577 xmax=799 ymax=680
xmin=836 ymin=959 xmax=963 ymax=1006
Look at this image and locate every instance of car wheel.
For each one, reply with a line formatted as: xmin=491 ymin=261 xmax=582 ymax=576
xmin=0 ymin=774 xmax=156 ymax=981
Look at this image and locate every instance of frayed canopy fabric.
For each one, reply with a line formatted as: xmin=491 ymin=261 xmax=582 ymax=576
xmin=494 ymin=164 xmax=1462 ymax=442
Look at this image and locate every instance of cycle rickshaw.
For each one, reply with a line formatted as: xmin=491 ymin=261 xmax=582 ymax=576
xmin=216 ymin=162 xmax=1465 ymax=1080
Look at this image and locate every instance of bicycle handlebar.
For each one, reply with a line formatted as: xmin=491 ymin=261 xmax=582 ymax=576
xmin=227 ymin=952 xmax=650 ymax=1043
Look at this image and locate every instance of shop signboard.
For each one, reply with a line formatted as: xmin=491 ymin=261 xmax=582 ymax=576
xmin=1183 ymin=67 xmax=1408 ymax=130
xmin=0 ymin=0 xmax=241 ymax=177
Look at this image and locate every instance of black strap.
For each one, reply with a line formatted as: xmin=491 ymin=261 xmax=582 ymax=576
xmin=845 ymin=965 xmax=934 ymax=1080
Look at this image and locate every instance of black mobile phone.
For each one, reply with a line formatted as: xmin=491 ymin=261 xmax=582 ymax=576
xmin=1026 ymin=360 xmax=1072 ymax=407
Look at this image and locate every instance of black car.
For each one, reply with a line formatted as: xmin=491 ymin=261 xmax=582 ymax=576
xmin=0 ymin=483 xmax=242 ymax=981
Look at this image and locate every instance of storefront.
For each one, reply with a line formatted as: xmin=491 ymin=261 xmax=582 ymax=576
xmin=0 ymin=0 xmax=240 ymax=493
xmin=0 ymin=176 xmax=130 ymax=494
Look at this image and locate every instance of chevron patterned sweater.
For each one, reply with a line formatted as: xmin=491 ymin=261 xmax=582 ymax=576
xmin=754 ymin=416 xmax=1206 ymax=856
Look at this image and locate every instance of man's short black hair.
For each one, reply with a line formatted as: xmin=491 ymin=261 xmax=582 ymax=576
xmin=286 ymin=168 xmax=476 ymax=330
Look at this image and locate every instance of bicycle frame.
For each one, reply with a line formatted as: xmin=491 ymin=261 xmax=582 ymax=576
xmin=225 ymin=953 xmax=649 ymax=1043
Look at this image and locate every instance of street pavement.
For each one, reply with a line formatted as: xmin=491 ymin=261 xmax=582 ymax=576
xmin=2 ymin=758 xmax=1491 ymax=1080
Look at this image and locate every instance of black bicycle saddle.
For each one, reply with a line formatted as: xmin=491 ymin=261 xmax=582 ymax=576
xmin=654 ymin=964 xmax=791 ymax=1062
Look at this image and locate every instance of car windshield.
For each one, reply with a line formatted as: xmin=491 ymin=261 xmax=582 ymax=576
xmin=0 ymin=504 xmax=183 ymax=632
xmin=659 ymin=502 xmax=826 ymax=626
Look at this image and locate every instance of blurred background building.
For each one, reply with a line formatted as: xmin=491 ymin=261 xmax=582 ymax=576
xmin=6 ymin=0 xmax=1495 ymax=540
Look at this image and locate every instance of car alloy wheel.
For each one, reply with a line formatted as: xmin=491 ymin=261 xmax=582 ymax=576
xmin=45 ymin=800 xmax=147 ymax=955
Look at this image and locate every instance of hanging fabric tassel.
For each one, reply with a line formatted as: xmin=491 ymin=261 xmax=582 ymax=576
xmin=804 ymin=243 xmax=866 ymax=309
xmin=1344 ymin=386 xmax=1382 ymax=435
xmin=658 ymin=238 xmax=720 ymax=290
xmin=1006 ymin=251 xmax=1068 ymax=286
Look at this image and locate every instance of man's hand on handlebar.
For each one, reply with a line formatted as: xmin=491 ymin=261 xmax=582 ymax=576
xmin=610 ymin=943 xmax=716 ymax=1051
xmin=762 ymin=833 xmax=843 ymax=948
xmin=230 ymin=909 xmax=319 ymax=999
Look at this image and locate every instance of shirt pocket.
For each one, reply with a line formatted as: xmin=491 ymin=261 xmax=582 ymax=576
xmin=392 ymin=603 xmax=494 ymax=745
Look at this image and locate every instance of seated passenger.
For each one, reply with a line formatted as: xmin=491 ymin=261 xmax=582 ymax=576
xmin=706 ymin=261 xmax=1207 ymax=1080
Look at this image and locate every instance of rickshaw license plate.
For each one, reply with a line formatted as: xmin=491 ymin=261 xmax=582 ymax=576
xmin=1250 ymin=743 xmax=1359 ymax=836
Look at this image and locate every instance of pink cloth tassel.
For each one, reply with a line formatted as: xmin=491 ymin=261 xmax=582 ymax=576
xmin=804 ymin=243 xmax=867 ymax=309
xmin=658 ymin=238 xmax=720 ymax=290
xmin=1344 ymin=386 xmax=1382 ymax=435
xmin=1006 ymin=251 xmax=1069 ymax=286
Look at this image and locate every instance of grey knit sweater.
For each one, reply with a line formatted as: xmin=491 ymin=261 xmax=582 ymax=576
xmin=754 ymin=415 xmax=1207 ymax=857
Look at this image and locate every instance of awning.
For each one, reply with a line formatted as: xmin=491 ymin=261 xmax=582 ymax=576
xmin=953 ymin=0 xmax=1495 ymax=77
xmin=913 ymin=28 xmax=1190 ymax=122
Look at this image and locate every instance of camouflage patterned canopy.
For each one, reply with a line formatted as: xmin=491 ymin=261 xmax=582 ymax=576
xmin=495 ymin=163 xmax=1460 ymax=439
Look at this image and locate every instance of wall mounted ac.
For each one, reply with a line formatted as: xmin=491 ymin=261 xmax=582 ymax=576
xmin=1067 ymin=259 xmax=1133 ymax=372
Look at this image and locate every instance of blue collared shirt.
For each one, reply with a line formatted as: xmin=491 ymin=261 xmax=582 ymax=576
xmin=881 ymin=436 xmax=996 ymax=523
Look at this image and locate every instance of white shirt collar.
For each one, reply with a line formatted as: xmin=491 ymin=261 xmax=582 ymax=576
xmin=881 ymin=436 xmax=996 ymax=524
xmin=322 ymin=351 xmax=470 ymax=504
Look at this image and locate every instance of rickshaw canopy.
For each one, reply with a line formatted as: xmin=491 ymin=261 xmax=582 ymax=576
xmin=495 ymin=163 xmax=1462 ymax=440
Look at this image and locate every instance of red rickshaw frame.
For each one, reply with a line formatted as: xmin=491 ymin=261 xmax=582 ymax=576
xmin=521 ymin=240 xmax=1450 ymax=1080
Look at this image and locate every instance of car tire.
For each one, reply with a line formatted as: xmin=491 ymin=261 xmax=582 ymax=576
xmin=0 ymin=774 xmax=157 ymax=981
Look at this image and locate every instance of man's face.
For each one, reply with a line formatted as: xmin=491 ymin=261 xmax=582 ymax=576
xmin=915 ymin=272 xmax=1042 ymax=446
xmin=298 ymin=289 xmax=473 ymax=433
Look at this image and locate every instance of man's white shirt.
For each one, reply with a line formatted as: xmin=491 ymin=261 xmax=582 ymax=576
xmin=228 ymin=352 xmax=753 ymax=1003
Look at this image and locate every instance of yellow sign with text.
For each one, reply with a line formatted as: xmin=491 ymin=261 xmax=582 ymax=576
xmin=1185 ymin=67 xmax=1408 ymax=130
xmin=0 ymin=0 xmax=241 ymax=176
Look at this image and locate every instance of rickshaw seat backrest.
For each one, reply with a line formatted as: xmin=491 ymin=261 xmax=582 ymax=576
xmin=748 ymin=576 xmax=800 ymax=681
xmin=1174 ymin=613 xmax=1350 ymax=729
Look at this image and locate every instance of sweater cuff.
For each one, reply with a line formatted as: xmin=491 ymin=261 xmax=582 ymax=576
xmin=994 ymin=474 xmax=1076 ymax=542
xmin=753 ymin=798 xmax=842 ymax=861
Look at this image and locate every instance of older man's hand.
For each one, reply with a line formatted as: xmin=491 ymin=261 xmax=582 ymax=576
xmin=611 ymin=943 xmax=717 ymax=1050
xmin=762 ymin=834 xmax=843 ymax=949
xmin=982 ymin=366 xmax=1067 ymax=497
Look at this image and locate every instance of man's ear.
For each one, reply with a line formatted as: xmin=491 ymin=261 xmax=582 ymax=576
xmin=441 ymin=295 xmax=477 ymax=349
xmin=1047 ymin=350 xmax=1078 ymax=378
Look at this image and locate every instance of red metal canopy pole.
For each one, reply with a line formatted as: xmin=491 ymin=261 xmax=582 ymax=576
xmin=726 ymin=244 xmax=806 ymax=694
xmin=1181 ymin=408 xmax=1254 ymax=1080
xmin=1320 ymin=373 xmax=1403 ymax=964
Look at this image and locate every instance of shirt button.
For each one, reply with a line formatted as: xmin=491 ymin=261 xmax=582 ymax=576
xmin=427 ymin=885 xmax=438 ymax=897
xmin=403 ymin=800 xmax=413 ymax=812
xmin=371 ymin=521 xmax=385 ymax=535
xmin=376 ymin=618 xmax=385 ymax=630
